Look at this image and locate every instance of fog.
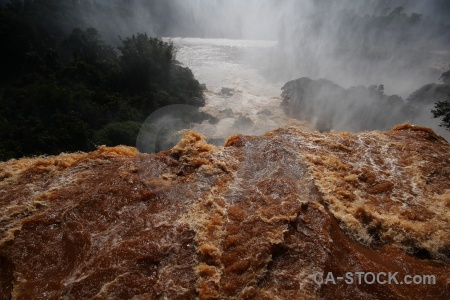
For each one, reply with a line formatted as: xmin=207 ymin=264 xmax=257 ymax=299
xmin=83 ymin=1 xmax=450 ymax=87
xmin=75 ymin=0 xmax=450 ymax=140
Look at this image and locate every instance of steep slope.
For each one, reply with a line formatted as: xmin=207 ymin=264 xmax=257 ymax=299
xmin=0 ymin=124 xmax=449 ymax=299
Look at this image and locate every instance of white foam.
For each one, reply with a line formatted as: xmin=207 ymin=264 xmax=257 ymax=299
xmin=171 ymin=38 xmax=294 ymax=140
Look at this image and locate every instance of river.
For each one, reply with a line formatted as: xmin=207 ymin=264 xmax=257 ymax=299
xmin=168 ymin=37 xmax=310 ymax=141
xmin=162 ymin=37 xmax=449 ymax=143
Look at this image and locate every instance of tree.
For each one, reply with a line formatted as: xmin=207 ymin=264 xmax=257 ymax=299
xmin=93 ymin=121 xmax=142 ymax=146
xmin=432 ymin=97 xmax=450 ymax=130
xmin=439 ymin=70 xmax=450 ymax=85
xmin=0 ymin=2 xmax=205 ymax=160
xmin=118 ymin=33 xmax=175 ymax=93
xmin=64 ymin=27 xmax=117 ymax=65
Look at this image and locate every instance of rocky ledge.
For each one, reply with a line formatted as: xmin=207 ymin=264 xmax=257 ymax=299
xmin=0 ymin=124 xmax=449 ymax=299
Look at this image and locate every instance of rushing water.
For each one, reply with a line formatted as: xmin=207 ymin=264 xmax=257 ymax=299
xmin=167 ymin=37 xmax=308 ymax=141
xmin=157 ymin=38 xmax=449 ymax=143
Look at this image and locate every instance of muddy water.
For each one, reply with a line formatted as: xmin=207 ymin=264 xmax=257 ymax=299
xmin=169 ymin=37 xmax=310 ymax=140
xmin=1 ymin=127 xmax=449 ymax=299
xmin=169 ymin=38 xmax=450 ymax=142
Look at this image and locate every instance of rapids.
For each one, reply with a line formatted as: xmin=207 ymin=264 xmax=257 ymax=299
xmin=168 ymin=37 xmax=312 ymax=140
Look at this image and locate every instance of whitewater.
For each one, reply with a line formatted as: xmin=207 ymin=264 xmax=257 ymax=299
xmin=158 ymin=37 xmax=449 ymax=143
xmin=168 ymin=37 xmax=310 ymax=141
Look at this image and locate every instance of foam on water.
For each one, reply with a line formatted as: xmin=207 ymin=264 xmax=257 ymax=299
xmin=167 ymin=37 xmax=311 ymax=140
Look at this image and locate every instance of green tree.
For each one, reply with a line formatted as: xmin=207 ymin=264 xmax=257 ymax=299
xmin=0 ymin=2 xmax=205 ymax=160
xmin=64 ymin=27 xmax=117 ymax=66
xmin=118 ymin=33 xmax=174 ymax=93
xmin=432 ymin=97 xmax=450 ymax=130
xmin=93 ymin=121 xmax=142 ymax=146
xmin=0 ymin=0 xmax=84 ymax=82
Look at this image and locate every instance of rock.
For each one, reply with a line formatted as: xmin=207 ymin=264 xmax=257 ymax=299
xmin=0 ymin=125 xmax=449 ymax=299
xmin=221 ymin=87 xmax=234 ymax=96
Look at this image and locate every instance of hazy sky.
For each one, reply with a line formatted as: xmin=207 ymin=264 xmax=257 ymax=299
xmin=1 ymin=1 xmax=449 ymax=40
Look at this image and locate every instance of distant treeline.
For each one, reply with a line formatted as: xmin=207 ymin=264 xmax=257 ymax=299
xmin=275 ymin=5 xmax=450 ymax=97
xmin=0 ymin=0 xmax=204 ymax=160
xmin=281 ymin=75 xmax=450 ymax=132
xmin=280 ymin=5 xmax=450 ymax=63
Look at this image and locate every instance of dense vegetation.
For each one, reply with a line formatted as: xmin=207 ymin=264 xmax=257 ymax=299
xmin=431 ymin=72 xmax=450 ymax=129
xmin=1 ymin=1 xmax=449 ymax=159
xmin=432 ymin=98 xmax=450 ymax=129
xmin=0 ymin=0 xmax=204 ymax=160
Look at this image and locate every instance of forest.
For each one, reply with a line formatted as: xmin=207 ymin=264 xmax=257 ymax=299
xmin=0 ymin=0 xmax=205 ymax=160
xmin=1 ymin=0 xmax=450 ymax=160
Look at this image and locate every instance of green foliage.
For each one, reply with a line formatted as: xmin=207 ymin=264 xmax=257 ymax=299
xmin=430 ymin=71 xmax=450 ymax=130
xmin=116 ymin=33 xmax=204 ymax=108
xmin=118 ymin=33 xmax=174 ymax=92
xmin=0 ymin=2 xmax=204 ymax=161
xmin=432 ymin=98 xmax=450 ymax=130
xmin=0 ymin=0 xmax=85 ymax=82
xmin=64 ymin=27 xmax=117 ymax=66
xmin=93 ymin=121 xmax=142 ymax=146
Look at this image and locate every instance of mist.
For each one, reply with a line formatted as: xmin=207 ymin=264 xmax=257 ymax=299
xmin=66 ymin=0 xmax=450 ymax=95
xmin=126 ymin=0 xmax=449 ymax=140
xmin=1 ymin=0 xmax=449 ymax=157
xmin=36 ymin=0 xmax=450 ymax=90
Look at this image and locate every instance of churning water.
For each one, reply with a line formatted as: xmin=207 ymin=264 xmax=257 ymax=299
xmin=169 ymin=38 xmax=309 ymax=140
xmin=138 ymin=37 xmax=449 ymax=149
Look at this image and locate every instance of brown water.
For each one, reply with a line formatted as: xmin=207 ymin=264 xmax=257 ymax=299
xmin=0 ymin=125 xmax=448 ymax=299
